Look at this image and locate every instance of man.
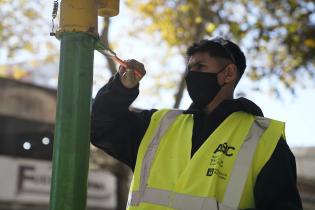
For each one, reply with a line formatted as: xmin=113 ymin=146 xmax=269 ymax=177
xmin=91 ymin=37 xmax=302 ymax=210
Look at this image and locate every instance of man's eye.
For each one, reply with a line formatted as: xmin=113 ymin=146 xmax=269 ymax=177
xmin=188 ymin=63 xmax=204 ymax=71
xmin=196 ymin=64 xmax=204 ymax=70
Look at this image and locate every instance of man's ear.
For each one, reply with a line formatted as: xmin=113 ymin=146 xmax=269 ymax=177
xmin=224 ymin=64 xmax=238 ymax=84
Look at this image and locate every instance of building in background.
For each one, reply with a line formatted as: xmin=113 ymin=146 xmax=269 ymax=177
xmin=0 ymin=77 xmax=131 ymax=210
xmin=293 ymin=147 xmax=315 ymax=210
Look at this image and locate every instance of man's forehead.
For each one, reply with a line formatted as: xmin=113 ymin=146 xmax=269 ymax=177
xmin=188 ymin=53 xmax=223 ymax=70
xmin=188 ymin=52 xmax=214 ymax=64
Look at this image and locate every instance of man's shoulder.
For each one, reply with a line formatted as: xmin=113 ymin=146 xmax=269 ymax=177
xmin=235 ymin=97 xmax=264 ymax=117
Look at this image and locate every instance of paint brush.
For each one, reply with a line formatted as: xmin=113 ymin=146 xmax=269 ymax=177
xmin=95 ymin=40 xmax=142 ymax=78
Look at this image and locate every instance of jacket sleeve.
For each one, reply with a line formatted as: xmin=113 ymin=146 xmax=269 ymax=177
xmin=91 ymin=73 xmax=156 ymax=171
xmin=253 ymin=138 xmax=303 ymax=210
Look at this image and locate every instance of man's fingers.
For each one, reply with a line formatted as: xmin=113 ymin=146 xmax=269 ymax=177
xmin=134 ymin=70 xmax=143 ymax=78
xmin=118 ymin=65 xmax=127 ymax=78
xmin=123 ymin=59 xmax=146 ymax=78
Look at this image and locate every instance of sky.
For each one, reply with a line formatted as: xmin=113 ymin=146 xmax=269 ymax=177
xmin=91 ymin=2 xmax=315 ymax=148
xmin=250 ymin=87 xmax=315 ymax=147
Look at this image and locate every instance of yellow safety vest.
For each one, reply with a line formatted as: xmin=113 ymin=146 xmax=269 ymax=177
xmin=127 ymin=109 xmax=285 ymax=210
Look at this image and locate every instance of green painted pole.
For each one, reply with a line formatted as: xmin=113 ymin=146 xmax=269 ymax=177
xmin=49 ymin=32 xmax=95 ymax=210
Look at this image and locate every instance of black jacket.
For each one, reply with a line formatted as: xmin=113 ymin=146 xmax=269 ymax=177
xmin=91 ymin=74 xmax=302 ymax=210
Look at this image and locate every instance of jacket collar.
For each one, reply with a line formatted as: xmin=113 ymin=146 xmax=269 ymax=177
xmin=183 ymin=97 xmax=263 ymax=117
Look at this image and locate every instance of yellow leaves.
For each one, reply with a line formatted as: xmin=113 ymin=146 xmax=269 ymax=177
xmin=279 ymin=74 xmax=296 ymax=88
xmin=195 ymin=16 xmax=202 ymax=24
xmin=46 ymin=42 xmax=56 ymax=50
xmin=24 ymin=42 xmax=36 ymax=53
xmin=177 ymin=27 xmax=184 ymax=34
xmin=30 ymin=60 xmax=40 ymax=68
xmin=12 ymin=66 xmax=28 ymax=79
xmin=0 ymin=66 xmax=6 ymax=77
xmin=292 ymin=34 xmax=299 ymax=43
xmin=179 ymin=4 xmax=190 ymax=12
xmin=159 ymin=21 xmax=179 ymax=45
xmin=126 ymin=0 xmax=206 ymax=48
xmin=163 ymin=7 xmax=173 ymax=17
xmin=0 ymin=65 xmax=29 ymax=80
xmin=230 ymin=22 xmax=241 ymax=34
xmin=206 ymin=23 xmax=216 ymax=33
xmin=24 ymin=8 xmax=38 ymax=19
xmin=125 ymin=0 xmax=134 ymax=6
xmin=139 ymin=2 xmax=159 ymax=16
xmin=248 ymin=69 xmax=260 ymax=81
xmin=304 ymin=39 xmax=315 ymax=48
xmin=44 ymin=54 xmax=58 ymax=63
xmin=138 ymin=3 xmax=182 ymax=46
xmin=287 ymin=23 xmax=298 ymax=33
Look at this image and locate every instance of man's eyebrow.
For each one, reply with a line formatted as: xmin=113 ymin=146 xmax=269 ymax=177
xmin=187 ymin=61 xmax=205 ymax=70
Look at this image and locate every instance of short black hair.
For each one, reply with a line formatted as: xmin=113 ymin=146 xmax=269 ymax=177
xmin=186 ymin=37 xmax=247 ymax=78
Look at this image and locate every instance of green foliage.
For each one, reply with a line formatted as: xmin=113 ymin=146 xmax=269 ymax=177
xmin=126 ymin=0 xmax=315 ymax=91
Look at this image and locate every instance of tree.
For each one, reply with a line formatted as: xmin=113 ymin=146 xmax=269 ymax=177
xmin=126 ymin=0 xmax=315 ymax=107
xmin=0 ymin=0 xmax=58 ymax=80
xmin=100 ymin=17 xmax=118 ymax=75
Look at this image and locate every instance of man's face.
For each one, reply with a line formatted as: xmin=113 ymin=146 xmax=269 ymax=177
xmin=187 ymin=52 xmax=222 ymax=73
xmin=185 ymin=52 xmax=229 ymax=108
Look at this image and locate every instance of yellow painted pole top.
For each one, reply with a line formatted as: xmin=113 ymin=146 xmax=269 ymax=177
xmin=58 ymin=0 xmax=119 ymax=37
xmin=98 ymin=0 xmax=120 ymax=17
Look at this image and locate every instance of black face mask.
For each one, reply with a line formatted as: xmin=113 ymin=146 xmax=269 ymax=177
xmin=185 ymin=70 xmax=224 ymax=109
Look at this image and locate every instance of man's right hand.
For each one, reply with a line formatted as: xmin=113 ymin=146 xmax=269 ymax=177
xmin=118 ymin=59 xmax=146 ymax=88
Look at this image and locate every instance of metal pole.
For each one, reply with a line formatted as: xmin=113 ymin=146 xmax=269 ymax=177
xmin=49 ymin=32 xmax=95 ymax=210
xmin=49 ymin=0 xmax=98 ymax=209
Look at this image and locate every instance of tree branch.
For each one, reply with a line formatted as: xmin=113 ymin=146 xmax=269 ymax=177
xmin=173 ymin=0 xmax=207 ymax=108
xmin=100 ymin=17 xmax=117 ymax=76
xmin=173 ymin=74 xmax=186 ymax=108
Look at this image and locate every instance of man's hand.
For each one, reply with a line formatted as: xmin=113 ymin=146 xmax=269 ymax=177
xmin=118 ymin=59 xmax=146 ymax=88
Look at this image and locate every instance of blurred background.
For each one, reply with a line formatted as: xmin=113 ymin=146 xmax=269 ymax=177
xmin=0 ymin=0 xmax=314 ymax=209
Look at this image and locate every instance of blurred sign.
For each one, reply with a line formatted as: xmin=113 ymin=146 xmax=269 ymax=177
xmin=0 ymin=156 xmax=116 ymax=208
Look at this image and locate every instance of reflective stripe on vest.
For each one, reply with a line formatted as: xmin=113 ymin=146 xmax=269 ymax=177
xmin=129 ymin=188 xmax=234 ymax=210
xmin=128 ymin=110 xmax=271 ymax=210
xmin=222 ymin=116 xmax=270 ymax=208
